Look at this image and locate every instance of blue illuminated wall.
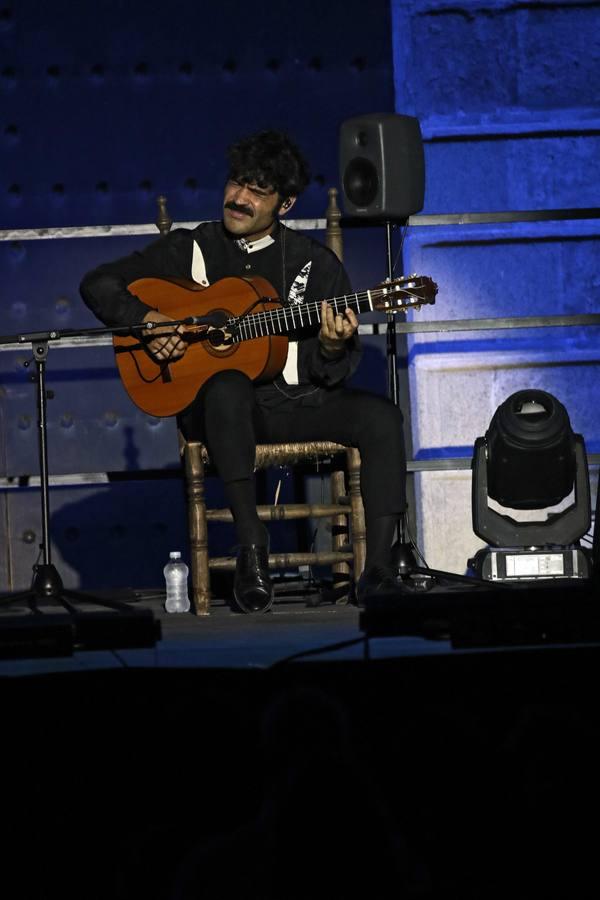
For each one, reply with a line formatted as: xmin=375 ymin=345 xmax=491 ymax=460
xmin=391 ymin=0 xmax=600 ymax=571
xmin=392 ymin=0 xmax=600 ymax=213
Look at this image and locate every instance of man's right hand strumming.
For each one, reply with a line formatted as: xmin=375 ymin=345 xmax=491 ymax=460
xmin=142 ymin=310 xmax=187 ymax=361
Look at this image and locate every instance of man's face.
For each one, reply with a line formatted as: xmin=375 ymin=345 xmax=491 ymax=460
xmin=223 ymin=178 xmax=287 ymax=241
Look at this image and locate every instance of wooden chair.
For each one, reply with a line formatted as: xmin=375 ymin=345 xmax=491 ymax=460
xmin=155 ymin=191 xmax=366 ymax=615
xmin=184 ymin=440 xmax=365 ymax=615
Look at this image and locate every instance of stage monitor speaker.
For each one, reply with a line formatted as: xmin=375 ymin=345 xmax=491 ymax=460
xmin=339 ymin=113 xmax=425 ymax=220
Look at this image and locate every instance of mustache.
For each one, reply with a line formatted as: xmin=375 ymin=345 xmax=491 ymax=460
xmin=224 ymin=201 xmax=253 ymax=217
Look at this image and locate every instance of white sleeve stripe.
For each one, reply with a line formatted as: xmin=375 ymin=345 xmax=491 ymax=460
xmin=191 ymin=241 xmax=209 ymax=285
xmin=281 ymin=340 xmax=299 ymax=385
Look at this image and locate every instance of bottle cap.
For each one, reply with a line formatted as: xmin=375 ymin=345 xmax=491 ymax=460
xmin=169 ymin=551 xmax=181 ymax=559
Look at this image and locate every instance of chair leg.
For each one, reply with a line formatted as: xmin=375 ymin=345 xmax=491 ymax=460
xmin=330 ymin=468 xmax=352 ymax=600
xmin=346 ymin=448 xmax=366 ymax=582
xmin=184 ymin=443 xmax=211 ymax=615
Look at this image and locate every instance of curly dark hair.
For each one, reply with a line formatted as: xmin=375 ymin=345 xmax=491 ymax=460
xmin=227 ymin=130 xmax=311 ymax=198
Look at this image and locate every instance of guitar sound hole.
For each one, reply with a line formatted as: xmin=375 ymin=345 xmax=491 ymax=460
xmin=208 ymin=329 xmax=226 ymax=346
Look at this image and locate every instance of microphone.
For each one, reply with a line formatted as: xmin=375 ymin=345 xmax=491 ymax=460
xmin=182 ymin=312 xmax=229 ymax=327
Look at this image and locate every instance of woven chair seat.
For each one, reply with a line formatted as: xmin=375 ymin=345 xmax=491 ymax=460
xmin=189 ymin=440 xmax=350 ymax=469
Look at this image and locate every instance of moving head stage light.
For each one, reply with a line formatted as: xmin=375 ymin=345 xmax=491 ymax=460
xmin=470 ymin=390 xmax=592 ymax=582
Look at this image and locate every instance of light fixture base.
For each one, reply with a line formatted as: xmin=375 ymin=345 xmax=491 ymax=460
xmin=470 ymin=546 xmax=592 ymax=583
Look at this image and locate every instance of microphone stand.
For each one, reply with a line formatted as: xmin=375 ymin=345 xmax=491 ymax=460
xmin=384 ymin=221 xmax=418 ymax=576
xmin=0 ymin=321 xmax=172 ymax=653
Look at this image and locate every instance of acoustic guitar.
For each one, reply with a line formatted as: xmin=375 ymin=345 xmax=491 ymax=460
xmin=114 ymin=273 xmax=437 ymax=416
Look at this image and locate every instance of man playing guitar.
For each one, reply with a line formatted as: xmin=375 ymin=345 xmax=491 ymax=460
xmin=80 ymin=130 xmax=409 ymax=612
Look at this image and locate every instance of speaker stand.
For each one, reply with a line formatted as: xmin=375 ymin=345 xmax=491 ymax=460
xmin=384 ymin=221 xmax=417 ymax=569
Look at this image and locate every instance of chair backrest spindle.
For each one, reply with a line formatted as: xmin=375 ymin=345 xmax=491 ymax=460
xmin=156 ymin=194 xmax=173 ymax=236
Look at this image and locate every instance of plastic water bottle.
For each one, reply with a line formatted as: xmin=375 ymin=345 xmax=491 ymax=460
xmin=164 ymin=551 xmax=190 ymax=613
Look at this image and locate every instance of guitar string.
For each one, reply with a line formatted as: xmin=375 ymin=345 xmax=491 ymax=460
xmin=234 ymin=284 xmax=431 ymax=342
xmin=238 ymin=290 xmax=368 ymax=341
xmin=243 ymin=284 xmax=430 ymax=332
xmin=126 ymin=263 xmax=432 ymax=384
xmin=131 ymin=281 xmax=431 ymax=353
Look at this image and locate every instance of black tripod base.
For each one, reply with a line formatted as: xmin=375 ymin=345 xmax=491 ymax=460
xmin=391 ymin=540 xmax=418 ymax=577
xmin=0 ymin=567 xmax=162 ymax=658
xmin=1 ymin=565 xmax=138 ymax=614
xmin=31 ymin=563 xmax=64 ymax=598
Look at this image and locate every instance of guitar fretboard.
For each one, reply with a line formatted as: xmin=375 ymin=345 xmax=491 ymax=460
xmin=230 ymin=289 xmax=378 ymax=343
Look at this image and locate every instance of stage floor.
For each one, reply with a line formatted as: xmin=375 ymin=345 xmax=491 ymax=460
xmin=0 ymin=582 xmax=456 ymax=676
xmin=3 ymin=570 xmax=600 ymax=679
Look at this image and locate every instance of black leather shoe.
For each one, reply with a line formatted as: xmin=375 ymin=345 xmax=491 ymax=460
xmin=233 ymin=544 xmax=274 ymax=613
xmin=356 ymin=565 xmax=403 ymax=607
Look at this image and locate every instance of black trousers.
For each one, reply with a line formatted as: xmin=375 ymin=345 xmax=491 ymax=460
xmin=179 ymin=370 xmax=407 ymax=519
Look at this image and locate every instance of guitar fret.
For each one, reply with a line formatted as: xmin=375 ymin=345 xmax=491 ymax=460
xmin=232 ymin=278 xmax=433 ymax=343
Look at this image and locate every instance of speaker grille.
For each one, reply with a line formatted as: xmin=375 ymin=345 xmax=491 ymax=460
xmin=342 ymin=157 xmax=379 ymax=208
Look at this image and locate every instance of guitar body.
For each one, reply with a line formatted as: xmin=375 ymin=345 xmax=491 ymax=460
xmin=114 ymin=276 xmax=288 ymax=416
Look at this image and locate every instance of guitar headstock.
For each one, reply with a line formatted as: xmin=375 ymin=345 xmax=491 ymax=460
xmin=372 ymin=274 xmax=438 ymax=313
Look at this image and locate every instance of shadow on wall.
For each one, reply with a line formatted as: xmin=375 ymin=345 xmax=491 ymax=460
xmin=47 ymin=458 xmax=309 ymax=592
xmin=49 ymin=476 xmax=190 ymax=590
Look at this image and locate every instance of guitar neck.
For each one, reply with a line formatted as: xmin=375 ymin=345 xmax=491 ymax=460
xmin=233 ymin=290 xmax=375 ymax=342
